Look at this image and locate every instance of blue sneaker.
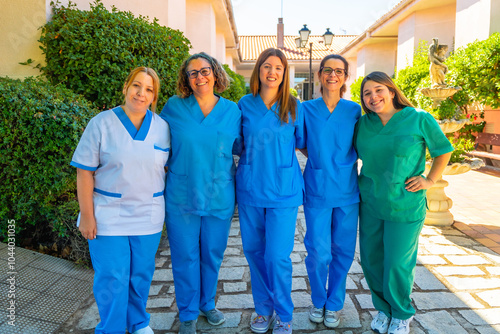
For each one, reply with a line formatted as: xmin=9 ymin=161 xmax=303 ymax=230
xmin=250 ymin=313 xmax=275 ymax=333
xmin=273 ymin=315 xmax=292 ymax=334
xmin=200 ymin=308 xmax=225 ymax=326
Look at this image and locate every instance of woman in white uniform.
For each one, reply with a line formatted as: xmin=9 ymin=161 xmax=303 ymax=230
xmin=71 ymin=67 xmax=170 ymax=334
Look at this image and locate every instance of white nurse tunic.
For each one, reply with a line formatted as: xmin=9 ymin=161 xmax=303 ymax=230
xmin=71 ymin=107 xmax=170 ymax=236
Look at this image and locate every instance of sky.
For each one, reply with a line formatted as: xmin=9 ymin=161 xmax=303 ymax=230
xmin=232 ymin=0 xmax=401 ymax=36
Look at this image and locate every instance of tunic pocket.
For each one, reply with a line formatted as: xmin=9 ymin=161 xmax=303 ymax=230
xmin=276 ymin=166 xmax=296 ymax=196
xmin=304 ymin=166 xmax=324 ymax=198
xmin=151 ymin=193 xmax=166 ymax=225
xmin=166 ymin=170 xmax=188 ymax=206
xmin=236 ymin=163 xmax=252 ymax=192
xmin=217 ymin=131 xmax=235 ymax=158
xmin=154 ymin=144 xmax=169 ymax=167
xmin=93 ymin=188 xmax=122 ymax=225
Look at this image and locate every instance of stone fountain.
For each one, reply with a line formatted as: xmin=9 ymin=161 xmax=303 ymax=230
xmin=419 ymin=38 xmax=485 ymax=226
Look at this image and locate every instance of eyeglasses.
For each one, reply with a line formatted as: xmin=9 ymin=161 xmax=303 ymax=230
xmin=321 ymin=67 xmax=346 ymax=77
xmin=186 ymin=67 xmax=212 ymax=79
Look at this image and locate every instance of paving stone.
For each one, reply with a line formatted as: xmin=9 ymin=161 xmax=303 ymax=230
xmin=416 ymin=310 xmax=468 ymax=334
xmin=425 ymin=244 xmax=467 ymax=255
xmin=445 ymin=235 xmax=479 ymax=246
xmin=155 ymin=257 xmax=167 ymax=267
xmin=223 ymin=282 xmax=247 ymax=293
xmin=27 ymin=254 xmax=76 ymax=275
xmin=0 ymin=284 xmax=41 ymax=310
xmin=441 ymin=228 xmax=467 ymax=236
xmin=76 ymin=302 xmax=99 ymax=330
xmin=290 ymin=252 xmax=302 ymax=263
xmin=414 ymin=266 xmax=447 ymax=290
xmin=293 ymin=243 xmax=307 ymax=252
xmin=346 ymin=276 xmax=357 ymax=290
xmin=216 ymin=294 xmax=254 ymax=309
xmin=292 ymin=263 xmax=308 ymax=277
xmin=16 ymin=266 xmax=63 ymax=292
xmin=341 ymin=295 xmax=362 ymax=328
xmin=412 ymin=291 xmax=484 ymax=309
xmin=476 ymin=324 xmax=500 ymax=334
xmin=149 ymin=284 xmax=162 ymax=296
xmin=227 ymin=237 xmax=242 ymax=246
xmin=291 ymin=311 xmax=318 ymax=330
xmin=168 ymin=285 xmax=175 ymax=294
xmin=152 ymin=269 xmax=174 ymax=281
xmin=427 ymin=235 xmax=457 ymax=245
xmin=159 ymin=249 xmax=170 ymax=256
xmin=219 ymin=267 xmax=245 ymax=280
xmin=355 ymin=294 xmax=373 ymax=309
xmin=434 ymin=266 xmax=486 ymax=276
xmin=417 ymin=255 xmax=448 ymax=265
xmin=222 ymin=256 xmax=248 ymax=267
xmin=292 ymin=277 xmax=307 ymax=290
xmin=486 ymin=267 xmax=500 ymax=275
xmin=477 ymin=290 xmax=500 ymax=307
xmin=348 ymin=261 xmax=363 ymax=274
xmin=445 ymin=255 xmax=490 ymax=265
xmin=478 ymin=249 xmax=500 ymax=264
xmin=150 ymin=312 xmax=176 ymax=330
xmin=229 ymin=227 xmax=240 ymax=236
xmin=198 ymin=311 xmax=242 ymax=329
xmin=22 ymin=294 xmax=80 ymax=323
xmin=444 ymin=277 xmax=500 ymax=290
xmin=291 ymin=291 xmax=312 ymax=308
xmin=360 ymin=277 xmax=369 ymax=290
xmin=459 ymin=309 xmax=500 ymax=325
xmin=420 ymin=226 xmax=441 ymax=236
xmin=223 ymin=247 xmax=241 ymax=256
xmin=146 ymin=297 xmax=174 ymax=308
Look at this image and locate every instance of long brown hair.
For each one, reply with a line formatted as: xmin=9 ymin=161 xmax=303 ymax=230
xmin=123 ymin=67 xmax=160 ymax=112
xmin=360 ymin=71 xmax=414 ymax=114
xmin=250 ymin=48 xmax=297 ymax=123
xmin=177 ymin=52 xmax=230 ymax=98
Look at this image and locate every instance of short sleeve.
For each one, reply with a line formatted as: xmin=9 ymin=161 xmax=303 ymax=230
xmin=70 ymin=117 xmax=101 ymax=171
xmin=421 ymin=112 xmax=454 ymax=158
xmin=294 ymin=101 xmax=306 ymax=149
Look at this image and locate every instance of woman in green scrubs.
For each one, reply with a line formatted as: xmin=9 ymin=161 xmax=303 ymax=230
xmin=355 ymin=72 xmax=453 ymax=334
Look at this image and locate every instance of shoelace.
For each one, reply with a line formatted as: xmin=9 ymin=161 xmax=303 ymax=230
xmin=391 ymin=318 xmax=409 ymax=329
xmin=252 ymin=315 xmax=269 ymax=324
xmin=183 ymin=320 xmax=194 ymax=327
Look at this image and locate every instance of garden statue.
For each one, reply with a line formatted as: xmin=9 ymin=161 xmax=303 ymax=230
xmin=429 ymin=38 xmax=449 ymax=88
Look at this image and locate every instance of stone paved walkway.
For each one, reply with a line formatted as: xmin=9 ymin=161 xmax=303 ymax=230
xmin=2 ymin=155 xmax=500 ymax=333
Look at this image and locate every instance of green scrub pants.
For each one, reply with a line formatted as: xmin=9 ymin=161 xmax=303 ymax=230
xmin=359 ymin=204 xmax=424 ymax=320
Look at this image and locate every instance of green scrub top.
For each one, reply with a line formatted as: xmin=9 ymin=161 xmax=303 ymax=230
xmin=355 ymin=107 xmax=454 ymax=222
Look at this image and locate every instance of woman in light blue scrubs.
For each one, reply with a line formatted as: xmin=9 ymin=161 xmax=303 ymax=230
xmin=236 ymin=48 xmax=305 ymax=334
xmin=159 ymin=53 xmax=241 ymax=334
xmin=302 ymin=55 xmax=361 ymax=329
xmin=72 ymin=67 xmax=169 ymax=334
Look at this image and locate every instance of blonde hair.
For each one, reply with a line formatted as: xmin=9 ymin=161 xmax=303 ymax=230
xmin=177 ymin=52 xmax=230 ymax=98
xmin=123 ymin=67 xmax=160 ymax=112
xmin=250 ymin=48 xmax=297 ymax=123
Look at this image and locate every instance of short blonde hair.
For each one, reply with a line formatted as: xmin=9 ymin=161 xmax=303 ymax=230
xmin=123 ymin=67 xmax=160 ymax=112
xmin=177 ymin=52 xmax=230 ymax=98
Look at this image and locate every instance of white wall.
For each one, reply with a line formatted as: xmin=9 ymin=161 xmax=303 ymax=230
xmin=455 ymin=0 xmax=494 ymax=48
xmin=186 ymin=0 xmax=216 ymax=55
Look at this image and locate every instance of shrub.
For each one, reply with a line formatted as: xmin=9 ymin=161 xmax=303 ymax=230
xmin=446 ymin=32 xmax=500 ymax=109
xmin=0 ymin=76 xmax=98 ymax=264
xmin=349 ymin=76 xmax=363 ymax=104
xmin=39 ymin=0 xmax=191 ymax=110
xmin=219 ymin=64 xmax=246 ymax=103
xmin=290 ymin=87 xmax=298 ymax=98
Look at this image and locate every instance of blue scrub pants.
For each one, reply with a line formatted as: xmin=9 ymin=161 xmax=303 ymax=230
xmin=359 ymin=204 xmax=424 ymax=320
xmin=304 ymin=203 xmax=358 ymax=311
xmin=88 ymin=232 xmax=161 ymax=334
xmin=166 ymin=212 xmax=232 ymax=322
xmin=239 ymin=204 xmax=297 ymax=322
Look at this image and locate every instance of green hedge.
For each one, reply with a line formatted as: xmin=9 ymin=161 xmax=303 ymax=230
xmin=39 ymin=0 xmax=191 ymax=110
xmin=219 ymin=64 xmax=246 ymax=103
xmin=0 ymin=77 xmax=98 ymax=263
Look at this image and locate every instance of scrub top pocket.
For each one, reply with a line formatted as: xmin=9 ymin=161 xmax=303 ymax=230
xmin=276 ymin=166 xmax=297 ymax=196
xmin=236 ymin=164 xmax=252 ymax=192
xmin=93 ymin=190 xmax=122 ymax=226
xmin=151 ymin=194 xmax=166 ymax=225
xmin=154 ymin=144 xmax=169 ymax=167
xmin=166 ymin=170 xmax=188 ymax=206
xmin=304 ymin=166 xmax=324 ymax=198
xmin=217 ymin=131 xmax=235 ymax=158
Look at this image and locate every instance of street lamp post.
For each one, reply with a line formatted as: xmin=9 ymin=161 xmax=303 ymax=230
xmin=296 ymin=25 xmax=334 ymax=100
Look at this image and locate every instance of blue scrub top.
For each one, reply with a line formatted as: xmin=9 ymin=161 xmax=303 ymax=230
xmin=160 ymin=95 xmax=241 ymax=219
xmin=303 ymin=98 xmax=361 ymax=208
xmin=236 ymin=94 xmax=305 ymax=208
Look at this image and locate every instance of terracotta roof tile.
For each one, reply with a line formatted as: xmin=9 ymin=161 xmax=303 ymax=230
xmin=239 ymin=35 xmax=357 ymax=61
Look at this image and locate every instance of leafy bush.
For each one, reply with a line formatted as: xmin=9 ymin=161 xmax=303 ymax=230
xmin=0 ymin=76 xmax=98 ymax=263
xmin=219 ymin=64 xmax=246 ymax=103
xmin=395 ymin=41 xmax=430 ymax=106
xmin=39 ymin=0 xmax=191 ymax=110
xmin=349 ymin=75 xmax=363 ymax=104
xmin=446 ymin=32 xmax=500 ymax=109
xmin=290 ymin=87 xmax=298 ymax=98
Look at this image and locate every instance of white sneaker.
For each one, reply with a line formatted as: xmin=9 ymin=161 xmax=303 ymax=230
xmin=308 ymin=305 xmax=324 ymax=323
xmin=323 ymin=309 xmax=340 ymax=328
xmin=132 ymin=326 xmax=154 ymax=334
xmin=388 ymin=316 xmax=413 ymax=334
xmin=371 ymin=311 xmax=390 ymax=333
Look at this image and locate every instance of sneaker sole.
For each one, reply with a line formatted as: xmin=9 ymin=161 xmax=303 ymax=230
xmin=308 ymin=315 xmax=324 ymax=323
xmin=250 ymin=315 xmax=275 ymax=333
xmin=324 ymin=318 xmax=340 ymax=328
xmin=200 ymin=313 xmax=225 ymax=326
xmin=371 ymin=327 xmax=388 ymax=334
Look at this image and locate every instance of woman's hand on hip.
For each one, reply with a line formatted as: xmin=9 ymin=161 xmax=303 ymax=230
xmin=405 ymin=175 xmax=434 ymax=192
